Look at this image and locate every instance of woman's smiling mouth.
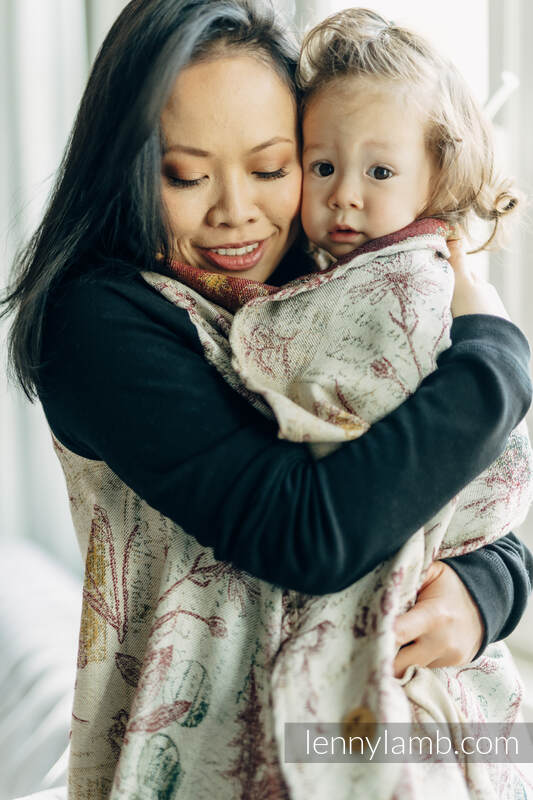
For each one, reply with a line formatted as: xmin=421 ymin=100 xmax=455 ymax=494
xmin=199 ymin=238 xmax=269 ymax=271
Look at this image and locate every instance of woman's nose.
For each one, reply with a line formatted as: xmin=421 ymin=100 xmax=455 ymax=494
xmin=327 ymin=178 xmax=364 ymax=211
xmin=206 ymin=176 xmax=259 ymax=228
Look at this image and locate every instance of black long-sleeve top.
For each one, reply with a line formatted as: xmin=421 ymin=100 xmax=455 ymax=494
xmin=37 ymin=265 xmax=533 ymax=657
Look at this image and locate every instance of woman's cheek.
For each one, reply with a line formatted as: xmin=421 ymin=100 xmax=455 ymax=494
xmin=163 ymin=189 xmax=199 ymax=245
xmin=278 ymin=166 xmax=303 ymax=227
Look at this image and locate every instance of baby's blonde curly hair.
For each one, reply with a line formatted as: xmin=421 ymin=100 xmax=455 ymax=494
xmin=297 ymin=8 xmax=521 ymax=252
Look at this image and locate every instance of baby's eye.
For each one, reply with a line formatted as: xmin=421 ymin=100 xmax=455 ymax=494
xmin=368 ymin=165 xmax=394 ymax=180
xmin=311 ymin=162 xmax=334 ymax=178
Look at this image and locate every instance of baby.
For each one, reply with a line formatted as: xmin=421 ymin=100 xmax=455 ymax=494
xmin=299 ymin=7 xmax=516 ymax=257
xmin=144 ymin=9 xmax=533 ymax=797
xmin=226 ymin=8 xmax=525 ymax=465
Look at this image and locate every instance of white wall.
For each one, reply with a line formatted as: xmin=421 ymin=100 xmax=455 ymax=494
xmin=300 ymin=1 xmax=489 ymax=101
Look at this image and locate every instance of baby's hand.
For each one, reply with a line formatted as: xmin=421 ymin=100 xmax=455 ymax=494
xmin=448 ymin=239 xmax=510 ymax=320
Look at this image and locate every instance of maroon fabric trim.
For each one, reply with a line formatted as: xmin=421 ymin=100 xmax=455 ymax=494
xmin=165 ymin=218 xmax=450 ymax=311
xmin=333 ymin=218 xmax=451 ymax=267
xmin=165 ymin=260 xmax=280 ymax=312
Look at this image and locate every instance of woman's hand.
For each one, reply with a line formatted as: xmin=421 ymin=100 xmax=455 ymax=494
xmin=447 ymin=239 xmax=509 ymax=320
xmin=393 ymin=560 xmax=485 ymax=678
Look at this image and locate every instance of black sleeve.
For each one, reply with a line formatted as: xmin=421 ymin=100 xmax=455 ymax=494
xmin=443 ymin=532 xmax=533 ymax=658
xmin=38 ymin=272 xmax=532 ymax=595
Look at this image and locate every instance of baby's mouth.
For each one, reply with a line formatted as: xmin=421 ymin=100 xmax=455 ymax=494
xmin=328 ymin=225 xmax=363 ymax=242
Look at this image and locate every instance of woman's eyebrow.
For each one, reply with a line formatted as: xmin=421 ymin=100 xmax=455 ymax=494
xmin=248 ymin=136 xmax=293 ymax=153
xmin=163 ymin=144 xmax=210 ymax=157
xmin=163 ymin=137 xmax=293 ymax=157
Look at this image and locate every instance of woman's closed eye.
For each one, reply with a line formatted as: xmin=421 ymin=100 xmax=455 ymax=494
xmin=254 ymin=167 xmax=289 ymax=180
xmin=367 ymin=165 xmax=395 ymax=181
xmin=164 ymin=170 xmax=207 ymax=189
xmin=163 ymin=168 xmax=289 ymax=188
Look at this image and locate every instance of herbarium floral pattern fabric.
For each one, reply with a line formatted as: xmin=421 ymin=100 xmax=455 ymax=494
xmin=54 ymin=219 xmax=533 ymax=799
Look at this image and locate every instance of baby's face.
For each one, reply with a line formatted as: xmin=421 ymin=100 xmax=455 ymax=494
xmin=301 ymin=78 xmax=435 ymax=258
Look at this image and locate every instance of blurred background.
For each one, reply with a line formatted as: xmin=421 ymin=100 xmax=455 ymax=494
xmin=0 ymin=1 xmax=532 ymax=797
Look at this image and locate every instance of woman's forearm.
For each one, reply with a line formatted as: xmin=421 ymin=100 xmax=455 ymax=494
xmin=307 ymin=314 xmax=532 ymax=591
xmin=40 ymin=274 xmax=532 ymax=594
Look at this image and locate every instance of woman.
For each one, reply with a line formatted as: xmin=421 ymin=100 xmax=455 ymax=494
xmin=2 ymin=0 xmax=531 ymax=797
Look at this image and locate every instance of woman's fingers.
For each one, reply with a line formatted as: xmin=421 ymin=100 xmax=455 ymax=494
xmin=394 ymin=598 xmax=433 ymax=649
xmin=446 ymin=238 xmax=468 ymax=276
xmin=447 ymin=238 xmax=510 ymax=319
xmin=452 ymin=274 xmax=510 ymax=319
xmin=393 ymin=635 xmax=468 ymax=678
xmin=394 ymin=561 xmax=445 ymax=648
xmin=393 ymin=561 xmax=485 ymax=678
xmin=393 ymin=640 xmax=429 ymax=678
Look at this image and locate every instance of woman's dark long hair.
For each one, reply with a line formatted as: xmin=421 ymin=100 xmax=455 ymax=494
xmin=2 ymin=0 xmax=299 ymax=400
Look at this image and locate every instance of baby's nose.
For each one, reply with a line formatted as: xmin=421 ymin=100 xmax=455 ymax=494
xmin=327 ymin=180 xmax=364 ymax=210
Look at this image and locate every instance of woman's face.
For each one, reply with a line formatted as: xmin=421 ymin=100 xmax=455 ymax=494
xmin=160 ymin=54 xmax=302 ymax=283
